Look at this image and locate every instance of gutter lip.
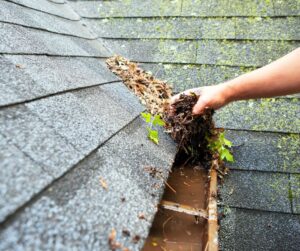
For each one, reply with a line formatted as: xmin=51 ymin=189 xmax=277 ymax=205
xmin=206 ymin=159 xmax=219 ymax=251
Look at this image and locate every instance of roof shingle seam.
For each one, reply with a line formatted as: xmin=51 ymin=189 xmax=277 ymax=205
xmin=226 ymin=167 xmax=300 ymax=175
xmin=0 ymin=113 xmax=141 ymax=228
xmin=288 ymin=173 xmax=294 ymax=214
xmin=223 ymin=128 xmax=300 ymax=135
xmin=81 ymin=14 xmax=300 ymax=19
xmin=0 ymin=131 xmax=56 ymax=179
xmin=218 ymin=205 xmax=300 ymax=216
xmin=99 ymin=36 xmax=300 ymax=43
xmin=5 ymin=0 xmax=81 ymax=21
xmin=0 ymin=20 xmax=97 ymax=40
xmin=216 ymin=127 xmax=300 ymax=135
xmin=0 ymin=52 xmax=110 ymax=59
xmin=1 ymin=0 xmax=97 ymax=38
xmin=0 ymin=19 xmax=97 ymax=40
xmin=0 ymin=80 xmax=120 ymax=110
xmin=81 ymin=16 xmax=300 ymax=21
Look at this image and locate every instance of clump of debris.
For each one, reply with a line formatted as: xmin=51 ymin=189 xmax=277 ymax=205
xmin=164 ymin=94 xmax=214 ymax=167
xmin=107 ymin=55 xmax=172 ymax=115
xmin=106 ymin=55 xmax=215 ymax=168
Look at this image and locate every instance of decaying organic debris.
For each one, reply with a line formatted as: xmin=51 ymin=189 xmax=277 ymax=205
xmin=106 ymin=55 xmax=215 ymax=167
xmin=164 ymin=94 xmax=214 ymax=167
xmin=106 ymin=55 xmax=172 ymax=115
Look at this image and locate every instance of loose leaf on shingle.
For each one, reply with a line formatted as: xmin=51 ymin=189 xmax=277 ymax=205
xmin=153 ymin=114 xmax=165 ymax=126
xmin=141 ymin=112 xmax=152 ymax=123
xmin=147 ymin=128 xmax=159 ymax=144
xmin=220 ymin=148 xmax=234 ymax=162
xmin=223 ymin=137 xmax=233 ymax=147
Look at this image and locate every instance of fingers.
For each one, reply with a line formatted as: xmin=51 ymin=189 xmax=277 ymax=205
xmin=170 ymin=93 xmax=180 ymax=104
xmin=192 ymin=99 xmax=208 ymax=115
xmin=170 ymin=88 xmax=202 ymax=104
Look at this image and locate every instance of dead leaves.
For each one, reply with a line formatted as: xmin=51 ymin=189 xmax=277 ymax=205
xmin=132 ymin=235 xmax=141 ymax=244
xmin=108 ymin=228 xmax=143 ymax=250
xmin=99 ymin=177 xmax=108 ymax=190
xmin=138 ymin=213 xmax=146 ymax=220
xmin=108 ymin=229 xmax=121 ymax=250
xmin=144 ymin=166 xmax=163 ymax=179
xmin=108 ymin=229 xmax=131 ymax=251
xmin=164 ymin=94 xmax=215 ymax=168
xmin=107 ymin=56 xmax=217 ymax=168
xmin=106 ymin=55 xmax=172 ymax=116
xmin=15 ymin=64 xmax=25 ymax=69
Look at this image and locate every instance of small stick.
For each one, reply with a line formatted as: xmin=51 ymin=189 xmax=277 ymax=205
xmin=162 ymin=215 xmax=174 ymax=237
xmin=160 ymin=200 xmax=208 ymax=219
xmin=206 ymin=160 xmax=219 ymax=251
xmin=164 ymin=180 xmax=177 ymax=194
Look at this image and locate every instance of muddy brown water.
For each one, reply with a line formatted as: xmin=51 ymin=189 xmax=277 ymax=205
xmin=143 ymin=166 xmax=208 ymax=251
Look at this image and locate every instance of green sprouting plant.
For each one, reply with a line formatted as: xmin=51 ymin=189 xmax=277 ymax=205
xmin=141 ymin=112 xmax=165 ymax=144
xmin=208 ymin=132 xmax=234 ymax=162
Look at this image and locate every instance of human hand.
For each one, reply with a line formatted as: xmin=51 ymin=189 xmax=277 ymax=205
xmin=170 ymin=84 xmax=230 ymax=115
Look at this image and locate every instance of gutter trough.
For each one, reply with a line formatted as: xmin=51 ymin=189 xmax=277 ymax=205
xmin=106 ymin=56 xmax=220 ymax=251
xmin=143 ymin=161 xmax=219 ymax=251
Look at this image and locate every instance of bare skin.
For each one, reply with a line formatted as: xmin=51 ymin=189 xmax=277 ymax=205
xmin=171 ymin=48 xmax=300 ymax=115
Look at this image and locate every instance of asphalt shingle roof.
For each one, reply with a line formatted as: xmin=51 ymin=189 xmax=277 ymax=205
xmin=0 ymin=0 xmax=176 ymax=250
xmin=0 ymin=0 xmax=300 ymax=250
xmin=69 ymin=0 xmax=300 ymax=250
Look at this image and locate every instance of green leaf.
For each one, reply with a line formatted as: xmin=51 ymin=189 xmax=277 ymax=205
xmin=141 ymin=112 xmax=151 ymax=123
xmin=219 ymin=132 xmax=225 ymax=140
xmin=220 ymin=148 xmax=234 ymax=162
xmin=152 ymin=114 xmax=165 ymax=126
xmin=223 ymin=138 xmax=233 ymax=147
xmin=148 ymin=129 xmax=159 ymax=144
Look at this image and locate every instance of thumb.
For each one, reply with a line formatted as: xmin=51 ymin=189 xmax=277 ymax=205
xmin=192 ymin=98 xmax=207 ymax=115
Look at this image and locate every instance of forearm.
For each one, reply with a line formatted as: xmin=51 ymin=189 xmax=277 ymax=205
xmin=221 ymin=48 xmax=300 ymax=102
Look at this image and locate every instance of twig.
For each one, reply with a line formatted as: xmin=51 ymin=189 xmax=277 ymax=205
xmin=164 ymin=180 xmax=177 ymax=194
xmin=160 ymin=200 xmax=207 ymax=219
xmin=206 ymin=160 xmax=219 ymax=251
xmin=162 ymin=215 xmax=174 ymax=237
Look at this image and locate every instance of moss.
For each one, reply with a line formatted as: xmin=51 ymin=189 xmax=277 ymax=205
xmin=269 ymin=175 xmax=289 ymax=203
xmin=216 ymin=98 xmax=300 ymax=133
xmin=223 ymin=204 xmax=232 ymax=215
xmin=277 ymin=134 xmax=300 ymax=172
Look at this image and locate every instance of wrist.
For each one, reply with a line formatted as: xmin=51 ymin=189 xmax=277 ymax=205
xmin=218 ymin=82 xmax=235 ymax=104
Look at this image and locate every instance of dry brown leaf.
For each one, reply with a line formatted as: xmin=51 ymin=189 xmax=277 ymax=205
xmin=15 ymin=64 xmax=25 ymax=69
xmin=106 ymin=55 xmax=227 ymax=174
xmin=108 ymin=229 xmax=116 ymax=243
xmin=132 ymin=235 xmax=141 ymax=244
xmin=108 ymin=229 xmax=121 ymax=250
xmin=99 ymin=177 xmax=108 ymax=190
xmin=106 ymin=55 xmax=172 ymax=116
xmin=138 ymin=213 xmax=146 ymax=220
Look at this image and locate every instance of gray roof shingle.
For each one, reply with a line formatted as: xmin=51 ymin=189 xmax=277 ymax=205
xmin=0 ymin=118 xmax=176 ymax=251
xmin=219 ymin=207 xmax=300 ymax=251
xmin=0 ymin=22 xmax=111 ymax=56
xmin=0 ymin=0 xmax=95 ymax=39
xmin=70 ymin=0 xmax=300 ymax=250
xmin=0 ymin=1 xmax=177 ymax=250
xmin=1 ymin=0 xmax=300 ymax=250
xmin=0 ymin=55 xmax=118 ymax=106
xmin=9 ymin=0 xmax=80 ymax=20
